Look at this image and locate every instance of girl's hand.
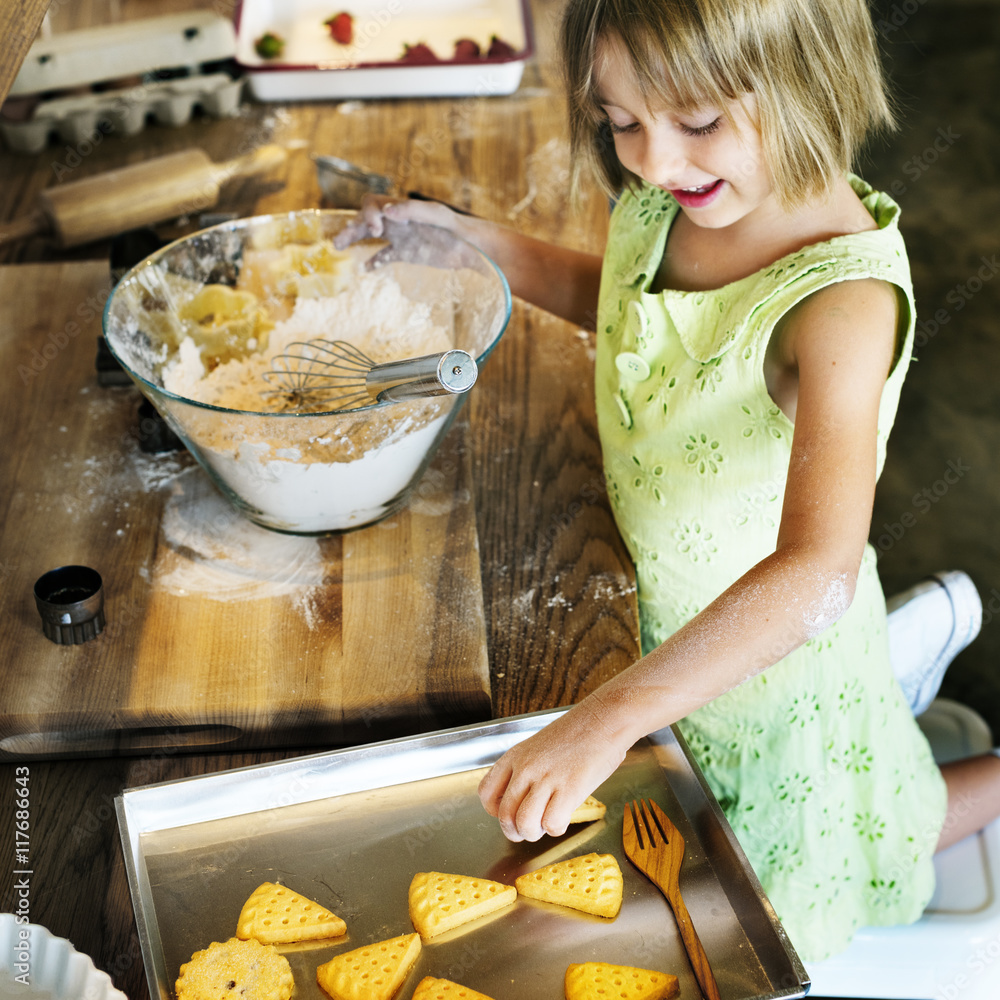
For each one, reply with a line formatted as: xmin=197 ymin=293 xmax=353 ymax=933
xmin=335 ymin=192 xmax=604 ymax=328
xmin=333 ymin=194 xmax=464 ymax=249
xmin=478 ymin=701 xmax=631 ymax=841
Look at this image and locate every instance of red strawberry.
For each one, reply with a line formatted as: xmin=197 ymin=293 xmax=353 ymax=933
xmin=487 ymin=35 xmax=517 ymax=58
xmin=399 ymin=42 xmax=439 ymax=64
xmin=324 ymin=12 xmax=353 ymax=45
xmin=452 ymin=38 xmax=481 ymax=60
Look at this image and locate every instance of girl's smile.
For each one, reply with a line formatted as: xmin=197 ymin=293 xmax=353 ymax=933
xmin=671 ymin=178 xmax=725 ymax=209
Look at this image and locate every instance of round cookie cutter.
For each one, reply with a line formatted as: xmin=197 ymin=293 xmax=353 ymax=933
xmin=33 ymin=565 xmax=106 ymax=645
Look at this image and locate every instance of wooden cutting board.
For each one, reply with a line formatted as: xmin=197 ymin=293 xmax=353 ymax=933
xmin=0 ymin=262 xmax=492 ymax=760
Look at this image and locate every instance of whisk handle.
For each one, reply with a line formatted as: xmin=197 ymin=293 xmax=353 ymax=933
xmin=368 ymin=349 xmax=478 ymax=402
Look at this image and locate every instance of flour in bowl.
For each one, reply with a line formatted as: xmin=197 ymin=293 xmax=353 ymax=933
xmin=152 ymin=258 xmax=459 ymax=532
xmin=161 ymin=267 xmax=454 ymax=413
xmin=105 ymin=216 xmax=509 ymax=534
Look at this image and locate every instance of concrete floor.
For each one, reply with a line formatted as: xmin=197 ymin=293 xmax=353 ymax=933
xmin=866 ymin=0 xmax=1000 ymax=740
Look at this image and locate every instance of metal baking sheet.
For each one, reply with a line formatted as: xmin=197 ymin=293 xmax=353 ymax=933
xmin=116 ymin=709 xmax=809 ymax=1000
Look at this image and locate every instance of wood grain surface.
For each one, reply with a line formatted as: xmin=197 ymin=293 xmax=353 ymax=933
xmin=0 ymin=261 xmax=494 ymax=756
xmin=0 ymin=0 xmax=640 ymax=993
xmin=0 ymin=0 xmax=49 ymax=108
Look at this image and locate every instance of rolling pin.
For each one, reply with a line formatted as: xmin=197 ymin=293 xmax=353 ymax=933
xmin=0 ymin=143 xmax=288 ymax=248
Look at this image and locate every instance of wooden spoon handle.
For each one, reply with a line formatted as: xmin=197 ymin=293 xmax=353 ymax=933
xmin=668 ymin=887 xmax=722 ymax=1000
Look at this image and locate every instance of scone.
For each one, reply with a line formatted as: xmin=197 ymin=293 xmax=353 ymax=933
xmin=175 ymin=937 xmax=294 ymax=1000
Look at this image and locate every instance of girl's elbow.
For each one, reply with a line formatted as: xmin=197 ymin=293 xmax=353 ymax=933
xmin=801 ymin=567 xmax=858 ymax=638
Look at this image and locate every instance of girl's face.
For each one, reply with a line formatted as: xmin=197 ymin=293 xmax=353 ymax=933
xmin=594 ymin=37 xmax=776 ymax=230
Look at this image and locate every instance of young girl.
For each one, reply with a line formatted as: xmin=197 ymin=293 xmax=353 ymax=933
xmin=339 ymin=0 xmax=1000 ymax=962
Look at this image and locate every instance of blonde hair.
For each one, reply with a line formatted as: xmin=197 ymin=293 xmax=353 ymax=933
xmin=561 ymin=0 xmax=895 ymax=208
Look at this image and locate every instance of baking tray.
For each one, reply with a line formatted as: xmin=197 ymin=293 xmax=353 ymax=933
xmin=233 ymin=0 xmax=533 ymax=101
xmin=116 ymin=709 xmax=809 ymax=1000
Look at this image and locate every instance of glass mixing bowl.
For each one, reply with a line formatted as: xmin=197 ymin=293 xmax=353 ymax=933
xmin=102 ymin=210 xmax=511 ymax=534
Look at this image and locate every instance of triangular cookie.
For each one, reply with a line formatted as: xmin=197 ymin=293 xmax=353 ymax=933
xmin=515 ymin=853 xmax=623 ymax=918
xmin=568 ymin=795 xmax=607 ymax=824
xmin=316 ymin=933 xmax=421 ymax=1000
xmin=237 ymin=881 xmax=347 ymax=944
xmin=565 ymin=962 xmax=679 ymax=1000
xmin=411 ymin=976 xmax=497 ymax=1000
xmin=408 ymin=872 xmax=517 ymax=939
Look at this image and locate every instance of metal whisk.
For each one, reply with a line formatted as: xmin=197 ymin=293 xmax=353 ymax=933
xmin=261 ymin=338 xmax=478 ymax=412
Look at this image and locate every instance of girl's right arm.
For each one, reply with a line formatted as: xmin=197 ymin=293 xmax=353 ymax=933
xmin=336 ymin=196 xmax=604 ymax=331
xmin=478 ymin=276 xmax=903 ymax=842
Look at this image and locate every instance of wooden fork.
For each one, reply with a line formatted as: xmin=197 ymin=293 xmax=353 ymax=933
xmin=623 ymin=798 xmax=722 ymax=1000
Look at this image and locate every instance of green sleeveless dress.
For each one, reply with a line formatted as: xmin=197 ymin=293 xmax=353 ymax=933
xmin=595 ymin=176 xmax=947 ymax=962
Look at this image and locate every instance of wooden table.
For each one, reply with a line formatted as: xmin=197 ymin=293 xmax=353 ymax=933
xmin=0 ymin=0 xmax=638 ymax=993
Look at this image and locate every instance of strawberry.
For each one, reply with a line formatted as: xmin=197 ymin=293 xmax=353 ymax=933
xmin=399 ymin=42 xmax=439 ymax=64
xmin=452 ymin=38 xmax=481 ymax=60
xmin=486 ymin=35 xmax=517 ymax=58
xmin=324 ymin=12 xmax=353 ymax=45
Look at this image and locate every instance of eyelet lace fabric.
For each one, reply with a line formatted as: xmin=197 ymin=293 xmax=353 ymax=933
xmin=595 ymin=178 xmax=947 ymax=962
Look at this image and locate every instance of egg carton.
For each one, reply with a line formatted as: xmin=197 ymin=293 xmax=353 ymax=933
xmin=2 ymin=73 xmax=245 ymax=154
xmin=10 ymin=11 xmax=237 ymax=95
xmin=2 ymin=10 xmax=244 ymax=154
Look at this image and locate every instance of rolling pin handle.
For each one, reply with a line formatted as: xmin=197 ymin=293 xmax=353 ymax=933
xmin=0 ymin=209 xmax=49 ymax=248
xmin=215 ymin=143 xmax=289 ymax=185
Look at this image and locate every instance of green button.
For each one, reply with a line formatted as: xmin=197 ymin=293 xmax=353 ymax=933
xmin=615 ymin=395 xmax=633 ymax=429
xmin=627 ymin=300 xmax=648 ymax=338
xmin=615 ymin=351 xmax=651 ymax=381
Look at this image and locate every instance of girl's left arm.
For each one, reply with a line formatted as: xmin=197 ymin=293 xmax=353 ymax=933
xmin=479 ymin=277 xmax=904 ymax=841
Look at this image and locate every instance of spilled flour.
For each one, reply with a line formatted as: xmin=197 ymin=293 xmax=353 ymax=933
xmin=156 ymin=468 xmax=328 ymax=624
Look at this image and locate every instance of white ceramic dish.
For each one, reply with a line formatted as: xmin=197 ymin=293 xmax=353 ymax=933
xmin=234 ymin=0 xmax=533 ymax=100
xmin=0 ymin=915 xmax=126 ymax=1000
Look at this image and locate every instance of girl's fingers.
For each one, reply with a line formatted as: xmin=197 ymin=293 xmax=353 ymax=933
xmin=540 ymin=795 xmax=573 ymax=839
xmin=478 ymin=760 xmax=511 ymax=817
xmin=506 ymin=782 xmax=555 ymax=842
xmin=481 ymin=753 xmax=551 ymax=841
xmin=332 ymin=194 xmax=401 ymax=246
xmin=333 ymin=195 xmax=459 ymax=249
xmin=383 ymin=197 xmax=459 ymax=228
xmin=332 ymin=216 xmax=374 ymax=248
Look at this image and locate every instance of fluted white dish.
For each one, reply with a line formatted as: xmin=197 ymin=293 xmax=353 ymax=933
xmin=0 ymin=914 xmax=126 ymax=1000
